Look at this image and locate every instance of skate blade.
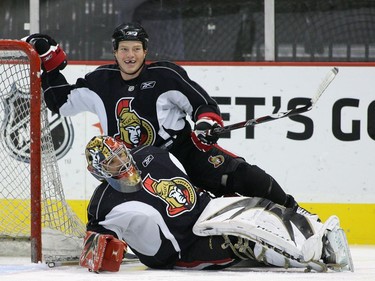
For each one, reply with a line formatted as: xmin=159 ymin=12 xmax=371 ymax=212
xmin=328 ymin=228 xmax=354 ymax=272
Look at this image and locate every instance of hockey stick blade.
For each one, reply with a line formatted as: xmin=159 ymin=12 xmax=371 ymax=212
xmin=211 ymin=67 xmax=339 ymax=136
xmin=310 ymin=67 xmax=338 ymax=107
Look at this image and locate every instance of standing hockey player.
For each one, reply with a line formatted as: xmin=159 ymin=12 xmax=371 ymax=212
xmin=79 ymin=135 xmax=353 ymax=273
xmin=26 ymin=23 xmax=314 ymax=217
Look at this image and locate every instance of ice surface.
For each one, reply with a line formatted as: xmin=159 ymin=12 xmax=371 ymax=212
xmin=1 ymin=245 xmax=374 ymax=281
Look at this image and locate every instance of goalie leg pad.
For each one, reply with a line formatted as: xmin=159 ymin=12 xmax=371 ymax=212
xmin=193 ymin=197 xmax=332 ymax=268
xmin=253 ymin=243 xmax=306 ymax=268
xmin=79 ymin=231 xmax=127 ymax=273
xmin=301 ymin=215 xmax=339 ymax=262
xmin=193 ymin=197 xmax=306 ymax=259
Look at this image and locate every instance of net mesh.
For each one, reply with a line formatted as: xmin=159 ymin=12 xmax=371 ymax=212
xmin=0 ymin=45 xmax=85 ymax=258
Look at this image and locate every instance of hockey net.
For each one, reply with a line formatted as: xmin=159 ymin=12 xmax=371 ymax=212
xmin=0 ymin=40 xmax=85 ymax=263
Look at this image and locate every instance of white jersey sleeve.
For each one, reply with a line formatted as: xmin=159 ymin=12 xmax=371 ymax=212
xmin=99 ymin=200 xmax=181 ymax=256
xmin=59 ymin=88 xmax=109 ymax=134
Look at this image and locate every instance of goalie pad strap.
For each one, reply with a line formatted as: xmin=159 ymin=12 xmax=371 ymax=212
xmin=221 ymin=235 xmax=255 ymax=260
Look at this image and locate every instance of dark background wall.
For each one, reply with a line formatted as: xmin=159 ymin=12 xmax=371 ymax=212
xmin=1 ymin=0 xmax=375 ymax=61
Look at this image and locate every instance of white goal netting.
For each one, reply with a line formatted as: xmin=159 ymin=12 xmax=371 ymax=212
xmin=0 ymin=41 xmax=85 ymax=261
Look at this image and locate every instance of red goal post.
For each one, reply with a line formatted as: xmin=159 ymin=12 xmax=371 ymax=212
xmin=0 ymin=40 xmax=85 ymax=263
xmin=0 ymin=40 xmax=42 ymax=262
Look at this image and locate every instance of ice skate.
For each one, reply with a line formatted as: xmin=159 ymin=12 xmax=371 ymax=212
xmin=301 ymin=215 xmax=354 ymax=272
xmin=322 ymin=226 xmax=354 ymax=272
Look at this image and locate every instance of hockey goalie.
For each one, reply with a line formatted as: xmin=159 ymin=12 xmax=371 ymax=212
xmin=80 ymin=136 xmax=354 ymax=273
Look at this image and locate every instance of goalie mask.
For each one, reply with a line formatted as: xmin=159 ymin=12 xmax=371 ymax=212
xmin=85 ymin=136 xmax=142 ymax=193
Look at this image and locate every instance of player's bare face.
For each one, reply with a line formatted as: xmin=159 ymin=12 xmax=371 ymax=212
xmin=115 ymin=41 xmax=147 ymax=80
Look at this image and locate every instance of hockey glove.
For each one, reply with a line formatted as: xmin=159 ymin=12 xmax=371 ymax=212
xmin=79 ymin=231 xmax=127 ymax=273
xmin=191 ymin=116 xmax=222 ymax=152
xmin=24 ymin=34 xmax=67 ymax=72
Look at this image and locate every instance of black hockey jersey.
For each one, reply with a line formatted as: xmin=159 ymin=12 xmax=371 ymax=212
xmin=86 ymin=145 xmax=212 ymax=268
xmin=43 ymin=61 xmax=221 ymax=149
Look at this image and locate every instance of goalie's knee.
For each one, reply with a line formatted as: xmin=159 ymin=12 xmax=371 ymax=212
xmin=226 ymin=162 xmax=283 ymax=200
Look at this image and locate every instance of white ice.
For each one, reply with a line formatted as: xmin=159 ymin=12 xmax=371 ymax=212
xmin=1 ymin=245 xmax=374 ymax=281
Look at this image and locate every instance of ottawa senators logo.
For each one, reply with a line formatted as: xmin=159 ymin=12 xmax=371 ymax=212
xmin=208 ymin=155 xmax=225 ymax=168
xmin=143 ymin=174 xmax=196 ymax=217
xmin=114 ymin=98 xmax=155 ymax=149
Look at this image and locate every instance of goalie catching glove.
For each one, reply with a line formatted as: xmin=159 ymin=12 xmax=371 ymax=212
xmin=24 ymin=33 xmax=67 ymax=72
xmin=191 ymin=114 xmax=223 ymax=152
xmin=79 ymin=231 xmax=127 ymax=273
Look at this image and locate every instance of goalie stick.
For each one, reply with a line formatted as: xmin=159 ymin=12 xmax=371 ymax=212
xmin=45 ymin=252 xmax=139 ymax=268
xmin=210 ymin=67 xmax=339 ymax=136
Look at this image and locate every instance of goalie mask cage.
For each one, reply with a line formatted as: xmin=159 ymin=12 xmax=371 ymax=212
xmin=0 ymin=40 xmax=85 ymax=263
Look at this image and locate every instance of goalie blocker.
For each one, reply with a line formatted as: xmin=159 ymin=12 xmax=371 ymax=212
xmin=79 ymin=231 xmax=127 ymax=273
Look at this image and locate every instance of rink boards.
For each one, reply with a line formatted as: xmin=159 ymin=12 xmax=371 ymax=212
xmin=2 ymin=63 xmax=373 ymax=244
